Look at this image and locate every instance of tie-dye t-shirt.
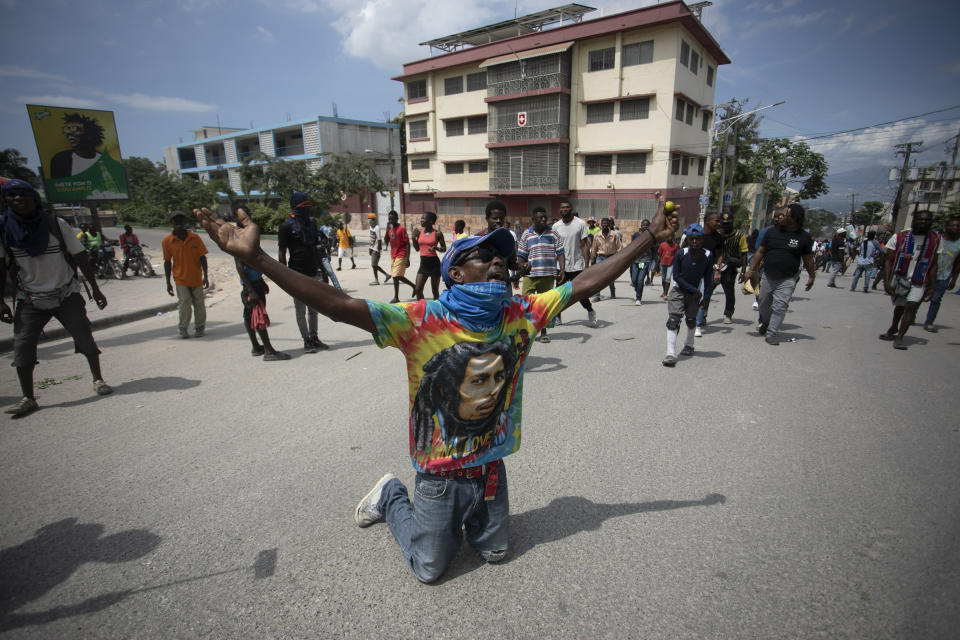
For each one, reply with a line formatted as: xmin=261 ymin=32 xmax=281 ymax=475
xmin=367 ymin=282 xmax=572 ymax=473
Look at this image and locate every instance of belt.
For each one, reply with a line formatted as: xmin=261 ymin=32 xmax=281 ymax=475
xmin=429 ymin=459 xmax=500 ymax=501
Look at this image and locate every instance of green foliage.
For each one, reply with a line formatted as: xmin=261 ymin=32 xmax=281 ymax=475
xmin=240 ymin=202 xmax=288 ymax=233
xmin=711 ymin=98 xmax=764 ymax=206
xmin=116 ymin=157 xmax=215 ymax=227
xmin=747 ymin=138 xmax=830 ymax=204
xmin=0 ymin=148 xmax=41 ymax=186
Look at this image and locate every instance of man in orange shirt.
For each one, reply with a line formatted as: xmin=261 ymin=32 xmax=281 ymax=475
xmin=163 ymin=210 xmax=209 ymax=338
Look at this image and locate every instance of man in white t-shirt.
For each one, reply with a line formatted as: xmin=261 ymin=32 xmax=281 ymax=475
xmin=879 ymin=210 xmax=940 ymax=350
xmin=551 ymin=200 xmax=597 ymax=327
xmin=0 ymin=179 xmax=113 ymax=417
xmin=367 ymin=213 xmax=391 ymax=285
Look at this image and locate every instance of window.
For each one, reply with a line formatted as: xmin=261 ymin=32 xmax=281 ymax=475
xmin=681 ymin=156 xmax=690 ymax=175
xmin=586 ymin=102 xmax=615 ymax=124
xmin=620 ymin=97 xmax=650 ymax=121
xmin=680 ymin=41 xmax=690 ymax=67
xmin=585 ymin=155 xmax=612 ymax=175
xmin=445 ymin=163 xmax=464 ymax=174
xmin=407 ymin=79 xmax=427 ymax=100
xmin=617 ymin=153 xmax=647 ymax=174
xmin=676 ymin=97 xmax=685 ymax=122
xmin=410 ymin=158 xmax=430 ymax=170
xmin=444 ymin=76 xmax=463 ymax=95
xmin=469 ymin=160 xmax=488 ymax=173
xmin=706 ymin=65 xmax=715 ymax=87
xmin=445 ymin=119 xmax=464 ymax=136
xmin=407 ymin=119 xmax=428 ymax=139
xmin=685 ymin=103 xmax=694 ymax=125
xmin=622 ymin=40 xmax=653 ymax=66
xmin=588 ymin=47 xmax=615 ymax=72
xmin=689 ymin=51 xmax=699 ymax=74
xmin=702 ymin=112 xmax=710 ymax=132
xmin=466 ymin=71 xmax=487 ymax=92
xmin=671 ymin=154 xmax=681 ymax=175
xmin=697 ymin=158 xmax=706 ymax=176
xmin=467 ymin=115 xmax=487 ymax=134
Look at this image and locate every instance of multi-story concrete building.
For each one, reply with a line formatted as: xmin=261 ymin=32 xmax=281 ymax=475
xmin=393 ymin=1 xmax=729 ymax=232
xmin=162 ymin=116 xmax=401 ymax=222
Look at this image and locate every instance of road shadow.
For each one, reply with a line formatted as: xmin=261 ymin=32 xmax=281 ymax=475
xmin=45 ymin=376 xmax=202 ymax=409
xmin=523 ymin=355 xmax=566 ymax=373
xmin=0 ymin=518 xmax=161 ymax=632
xmin=543 ymin=330 xmax=592 ymax=344
xmin=36 ymin=321 xmax=240 ymax=359
xmin=693 ymin=350 xmax=724 ymax=358
xmin=438 ymin=493 xmax=726 ymax=582
xmin=782 ymin=332 xmax=816 ymax=342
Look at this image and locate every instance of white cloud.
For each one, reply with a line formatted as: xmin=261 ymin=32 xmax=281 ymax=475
xmin=0 ymin=65 xmax=67 ymax=82
xmin=863 ymin=14 xmax=896 ymax=35
xmin=15 ymin=95 xmax=101 ymax=109
xmin=839 ymin=13 xmax=855 ymax=33
xmin=104 ymin=92 xmax=218 ymax=112
xmin=255 ymin=25 xmax=275 ymax=42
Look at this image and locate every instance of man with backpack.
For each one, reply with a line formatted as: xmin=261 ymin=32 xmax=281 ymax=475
xmin=0 ymin=179 xmax=113 ymax=417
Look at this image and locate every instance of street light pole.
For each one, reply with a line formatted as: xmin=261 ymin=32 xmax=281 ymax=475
xmin=699 ymin=100 xmax=785 ymax=224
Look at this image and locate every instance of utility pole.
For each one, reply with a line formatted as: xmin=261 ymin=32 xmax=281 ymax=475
xmin=890 ymin=141 xmax=922 ymax=232
xmin=849 ymin=192 xmax=857 ymax=228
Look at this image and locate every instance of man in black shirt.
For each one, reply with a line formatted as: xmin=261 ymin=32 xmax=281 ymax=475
xmin=694 ymin=211 xmax=724 ymax=336
xmin=742 ymin=203 xmax=815 ymax=345
xmin=278 ymin=191 xmax=329 ymax=353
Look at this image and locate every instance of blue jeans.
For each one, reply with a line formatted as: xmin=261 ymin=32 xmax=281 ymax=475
xmin=630 ymin=261 xmax=651 ymax=301
xmin=378 ymin=464 xmax=509 ymax=583
xmin=924 ymin=278 xmax=951 ymax=326
xmin=849 ymin=263 xmax=876 ymax=291
xmin=595 ymin=255 xmax=615 ymax=296
xmin=320 ymin=257 xmax=341 ymax=290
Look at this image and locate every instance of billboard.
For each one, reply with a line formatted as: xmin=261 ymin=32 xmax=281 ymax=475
xmin=26 ymin=104 xmax=129 ymax=202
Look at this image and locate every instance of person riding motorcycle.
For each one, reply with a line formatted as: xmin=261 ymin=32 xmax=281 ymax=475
xmin=119 ymin=225 xmax=141 ymax=276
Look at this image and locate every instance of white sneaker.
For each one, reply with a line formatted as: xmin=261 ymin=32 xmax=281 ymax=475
xmin=355 ymin=473 xmax=397 ymax=527
xmin=587 ymin=310 xmax=598 ymax=327
xmin=694 ymin=327 xmax=702 ymax=338
xmin=634 ymin=299 xmax=641 ymax=306
xmin=752 ymin=301 xmax=759 ymax=310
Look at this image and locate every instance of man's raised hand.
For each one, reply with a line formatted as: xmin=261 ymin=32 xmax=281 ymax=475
xmin=195 ymin=207 xmax=260 ymax=263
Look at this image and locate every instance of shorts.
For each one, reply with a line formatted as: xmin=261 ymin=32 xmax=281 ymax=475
xmin=241 ymin=279 xmax=268 ymax=324
xmin=522 ymin=275 xmax=555 ymax=296
xmin=370 ymin=250 xmax=381 ymax=266
xmin=338 ymin=247 xmax=353 ymax=259
xmin=13 ymin=292 xmax=100 ymax=368
xmin=892 ymin=284 xmax=925 ymax=307
xmin=660 ymin=264 xmax=673 ymax=281
xmin=666 ymin=287 xmax=700 ymax=323
xmin=391 ymin=257 xmax=409 ymax=278
xmin=418 ymin=255 xmax=441 ymax=277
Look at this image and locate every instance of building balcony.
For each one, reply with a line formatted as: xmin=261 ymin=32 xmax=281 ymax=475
xmin=276 ymin=144 xmax=305 ymax=157
xmin=180 ymin=160 xmax=198 ymax=169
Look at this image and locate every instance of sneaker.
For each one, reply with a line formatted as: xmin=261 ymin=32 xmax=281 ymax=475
xmin=179 ymin=328 xmax=190 ymax=339
xmin=758 ymin=322 xmax=768 ymax=336
xmin=752 ymin=301 xmax=759 ymax=310
xmin=263 ymin=351 xmax=291 ymax=361
xmin=194 ymin=328 xmax=204 ymax=338
xmin=311 ymin=339 xmax=330 ymax=351
xmin=635 ymin=299 xmax=641 ymax=306
xmin=251 ymin=346 xmax=265 ymax=356
xmin=765 ymin=335 xmax=780 ymax=346
xmin=93 ymin=379 xmax=113 ymax=395
xmin=661 ymin=354 xmax=677 ymax=367
xmin=537 ymin=334 xmax=551 ymax=343
xmin=723 ymin=315 xmax=732 ymax=324
xmin=893 ymin=338 xmax=908 ymax=350
xmin=610 ymin=293 xmax=616 ymax=299
xmin=587 ymin=310 xmax=598 ymax=328
xmin=5 ymin=396 xmax=38 ymax=416
xmin=384 ymin=276 xmax=392 ymax=283
xmin=355 ymin=473 xmax=397 ymax=527
xmin=923 ymin=325 xmax=939 ymax=333
xmin=826 ymin=283 xmax=838 ymax=288
xmin=369 ymin=281 xmax=380 ymax=286
xmin=680 ymin=345 xmax=695 ymax=356
xmin=878 ymin=332 xmax=896 ymax=341
xmin=694 ymin=327 xmax=702 ymax=338
xmin=304 ymin=340 xmax=318 ymax=354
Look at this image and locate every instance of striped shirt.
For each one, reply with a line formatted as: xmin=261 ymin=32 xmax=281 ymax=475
xmin=518 ymin=226 xmax=564 ymax=277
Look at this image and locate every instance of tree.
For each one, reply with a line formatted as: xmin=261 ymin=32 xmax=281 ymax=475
xmin=314 ymin=152 xmax=387 ymax=214
xmin=805 ymin=208 xmax=839 ymax=238
xmin=710 ymin=98 xmax=763 ymax=207
xmin=0 ymin=148 xmax=40 ymax=186
xmin=116 ymin=157 xmax=214 ymax=227
xmin=747 ymin=138 xmax=829 ymax=209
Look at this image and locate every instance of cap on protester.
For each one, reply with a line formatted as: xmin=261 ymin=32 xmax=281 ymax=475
xmin=290 ymin=191 xmax=311 ymax=209
xmin=683 ymin=223 xmax=704 ymax=237
xmin=440 ymin=227 xmax=515 ymax=288
xmin=366 ymin=213 xmax=377 ymax=220
xmin=169 ymin=210 xmax=187 ymax=221
xmin=836 ymin=228 xmax=846 ymax=234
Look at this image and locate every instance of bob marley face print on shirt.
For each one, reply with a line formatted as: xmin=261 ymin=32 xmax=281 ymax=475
xmin=365 ymin=282 xmax=570 ymax=473
xmin=412 ymin=340 xmax=516 ymax=457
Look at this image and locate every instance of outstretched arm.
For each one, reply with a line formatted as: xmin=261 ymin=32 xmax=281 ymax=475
xmin=196 ymin=207 xmax=375 ymax=333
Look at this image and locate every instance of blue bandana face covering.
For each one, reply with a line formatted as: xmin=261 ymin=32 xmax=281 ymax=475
xmin=438 ymin=281 xmax=511 ymax=332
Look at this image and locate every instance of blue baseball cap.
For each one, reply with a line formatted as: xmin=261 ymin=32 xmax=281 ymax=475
xmin=441 ymin=227 xmax=515 ymax=287
xmin=683 ymin=223 xmax=704 ymax=237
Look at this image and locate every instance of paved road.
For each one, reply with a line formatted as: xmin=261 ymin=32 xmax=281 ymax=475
xmin=1 ymin=252 xmax=958 ymax=639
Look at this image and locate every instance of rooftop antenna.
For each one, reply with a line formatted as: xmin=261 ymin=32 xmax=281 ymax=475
xmin=688 ymin=1 xmax=712 ymax=20
xmin=332 ymin=102 xmax=338 ymax=118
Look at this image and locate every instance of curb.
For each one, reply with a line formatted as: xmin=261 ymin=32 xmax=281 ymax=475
xmin=0 ymin=302 xmax=180 ymax=354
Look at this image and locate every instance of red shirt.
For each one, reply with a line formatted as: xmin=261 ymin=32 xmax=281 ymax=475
xmin=658 ymin=241 xmax=678 ymax=266
xmin=387 ymin=224 xmax=409 ymax=259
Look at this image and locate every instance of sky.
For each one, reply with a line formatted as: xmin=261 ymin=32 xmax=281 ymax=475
xmin=2 ymin=0 xmax=959 ymax=212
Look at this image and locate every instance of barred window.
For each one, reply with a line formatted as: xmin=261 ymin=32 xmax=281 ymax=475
xmin=445 ymin=119 xmax=464 ymax=137
xmin=468 ymin=160 xmax=488 ymax=173
xmin=410 ymin=158 xmax=430 ymax=170
xmin=586 ymin=102 xmax=614 ymax=124
xmin=620 ymin=97 xmax=650 ymax=121
xmin=445 ymin=163 xmax=464 ymax=174
xmin=685 ymin=103 xmax=694 ymax=125
xmin=702 ymin=112 xmax=710 ymax=132
xmin=438 ymin=198 xmax=467 ymax=215
xmin=444 ymin=76 xmax=463 ymax=95
xmin=698 ymin=158 xmax=706 ymax=176
xmin=407 ymin=79 xmax=427 ymax=100
xmin=671 ymin=154 xmax=681 ymax=175
xmin=689 ymin=51 xmax=700 ymax=74
xmin=681 ymin=156 xmax=690 ymax=175
xmin=706 ymin=65 xmax=715 ymax=87
xmin=466 ymin=71 xmax=487 ymax=92
xmin=467 ymin=115 xmax=487 ymax=134
xmin=407 ymin=119 xmax=428 ymax=139
xmin=680 ymin=41 xmax=690 ymax=67
xmin=622 ymin=41 xmax=653 ymax=66
xmin=585 ymin=155 xmax=612 ymax=175
xmin=588 ymin=47 xmax=615 ymax=72
xmin=676 ymin=98 xmax=685 ymax=122
xmin=617 ymin=153 xmax=647 ymax=174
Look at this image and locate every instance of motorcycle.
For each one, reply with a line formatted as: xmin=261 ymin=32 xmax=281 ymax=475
xmin=88 ymin=242 xmax=124 ymax=281
xmin=124 ymin=243 xmax=156 ymax=277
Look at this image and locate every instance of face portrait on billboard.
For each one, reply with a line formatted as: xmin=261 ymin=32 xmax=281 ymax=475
xmin=50 ymin=113 xmax=106 ymax=178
